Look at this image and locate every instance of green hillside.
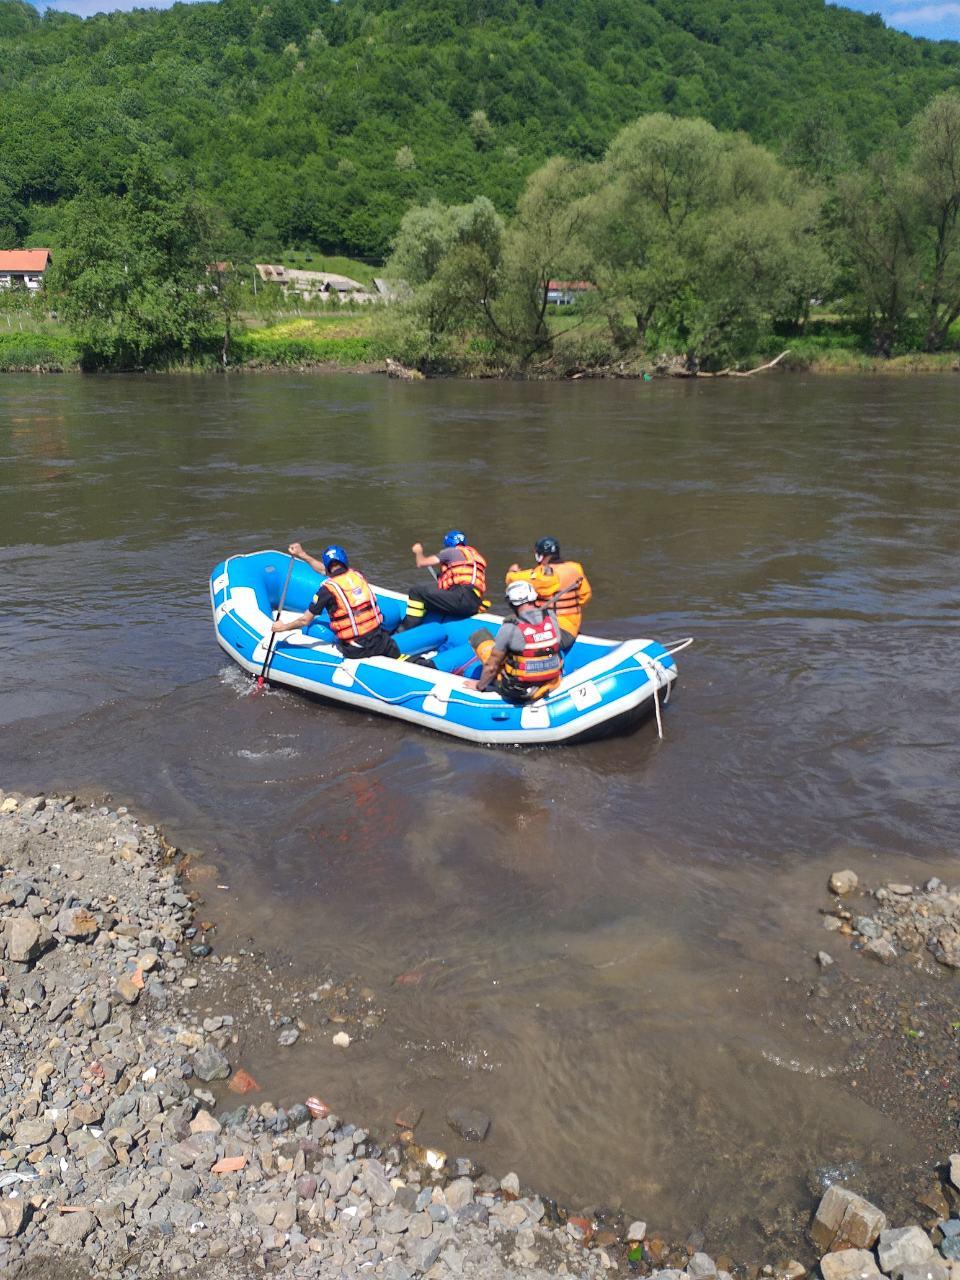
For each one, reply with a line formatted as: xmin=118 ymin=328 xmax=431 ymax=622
xmin=1 ymin=0 xmax=959 ymax=257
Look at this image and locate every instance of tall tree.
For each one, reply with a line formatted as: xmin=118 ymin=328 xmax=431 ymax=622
xmin=579 ymin=115 xmax=827 ymax=367
xmin=50 ymin=159 xmax=217 ymax=368
xmin=911 ymin=92 xmax=960 ymax=351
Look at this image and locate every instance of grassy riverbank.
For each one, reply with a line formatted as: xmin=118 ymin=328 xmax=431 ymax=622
xmin=1 ymin=312 xmax=958 ymax=377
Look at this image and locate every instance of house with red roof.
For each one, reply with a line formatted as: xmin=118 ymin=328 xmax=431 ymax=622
xmin=546 ymin=279 xmax=597 ymax=306
xmin=0 ymin=249 xmax=52 ymax=291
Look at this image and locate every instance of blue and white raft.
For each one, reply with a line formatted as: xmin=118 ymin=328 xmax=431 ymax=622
xmin=210 ymin=550 xmax=689 ymax=746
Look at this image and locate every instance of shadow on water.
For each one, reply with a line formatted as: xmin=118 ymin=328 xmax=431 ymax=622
xmin=3 ymin=372 xmax=960 ymax=1248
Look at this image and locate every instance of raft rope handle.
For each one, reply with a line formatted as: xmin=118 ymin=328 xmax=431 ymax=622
xmin=642 ymin=638 xmax=693 ymax=740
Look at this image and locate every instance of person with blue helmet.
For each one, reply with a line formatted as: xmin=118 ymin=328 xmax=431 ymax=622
xmin=270 ymin=541 xmax=401 ymax=660
xmin=397 ymin=529 xmax=489 ymax=631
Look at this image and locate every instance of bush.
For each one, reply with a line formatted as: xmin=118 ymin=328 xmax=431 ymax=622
xmin=0 ymin=330 xmax=79 ymax=371
xmin=231 ymin=332 xmax=388 ymax=366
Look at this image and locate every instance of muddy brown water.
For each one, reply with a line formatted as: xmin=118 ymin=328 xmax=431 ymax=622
xmin=3 ymin=372 xmax=960 ymax=1254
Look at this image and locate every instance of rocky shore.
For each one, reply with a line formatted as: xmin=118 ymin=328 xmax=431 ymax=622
xmin=2 ymin=789 xmax=960 ymax=1280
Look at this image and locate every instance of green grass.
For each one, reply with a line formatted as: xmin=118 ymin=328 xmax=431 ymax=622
xmin=231 ymin=326 xmax=388 ymax=368
xmin=0 ymin=328 xmax=79 ymax=371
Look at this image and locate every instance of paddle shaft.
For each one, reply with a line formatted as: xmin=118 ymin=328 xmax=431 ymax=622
xmin=257 ymin=555 xmax=295 ymax=687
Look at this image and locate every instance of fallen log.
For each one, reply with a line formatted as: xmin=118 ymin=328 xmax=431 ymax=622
xmin=663 ymin=349 xmax=791 ymax=378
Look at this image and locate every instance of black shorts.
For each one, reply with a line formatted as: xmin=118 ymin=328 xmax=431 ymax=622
xmin=409 ymin=582 xmax=483 ymax=619
xmin=338 ymin=628 xmax=400 ymax=660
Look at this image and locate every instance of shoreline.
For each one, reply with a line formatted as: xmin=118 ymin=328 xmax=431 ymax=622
xmin=2 ymin=787 xmax=960 ymax=1280
xmin=2 ymin=349 xmax=960 ymax=380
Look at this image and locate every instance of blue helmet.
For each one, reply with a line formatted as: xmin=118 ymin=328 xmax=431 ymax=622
xmin=321 ymin=544 xmax=349 ymax=572
xmin=443 ymin=529 xmax=467 ymax=548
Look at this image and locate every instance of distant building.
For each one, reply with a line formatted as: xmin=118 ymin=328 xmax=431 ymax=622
xmin=0 ymin=249 xmax=52 ymax=291
xmin=546 ymin=279 xmax=596 ymax=305
xmin=254 ymin=264 xmax=376 ymax=304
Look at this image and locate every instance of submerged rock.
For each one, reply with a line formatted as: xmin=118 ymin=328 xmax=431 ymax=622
xmin=446 ymin=1106 xmax=491 ymax=1142
xmin=830 ymin=870 xmax=859 ymax=895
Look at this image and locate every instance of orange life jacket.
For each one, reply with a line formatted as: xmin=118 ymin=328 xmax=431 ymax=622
xmin=545 ymin=562 xmax=586 ymax=622
xmin=437 ymin=545 xmax=487 ymax=595
xmin=502 ymin=611 xmax=563 ymax=687
xmin=323 ymin=569 xmax=383 ymax=642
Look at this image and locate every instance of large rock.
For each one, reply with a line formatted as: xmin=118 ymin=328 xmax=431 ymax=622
xmin=46 ymin=1208 xmax=97 ymax=1247
xmin=14 ymin=1117 xmax=54 ymax=1147
xmin=949 ymin=1155 xmax=960 ymax=1192
xmin=863 ymin=937 xmax=898 ymax=965
xmin=361 ymin=1159 xmax=395 ymax=1208
xmin=0 ymin=1196 xmax=27 ymax=1238
xmin=192 ymin=1044 xmax=230 ymax=1082
xmin=444 ymin=1178 xmax=475 ymax=1213
xmin=4 ymin=915 xmax=53 ymax=964
xmin=56 ymin=905 xmax=99 ymax=940
xmin=877 ymin=1227 xmax=935 ymax=1275
xmin=821 ymin=1250 xmax=882 ymax=1280
xmin=811 ymin=1185 xmax=887 ymax=1252
xmin=899 ymin=1264 xmax=948 ymax=1280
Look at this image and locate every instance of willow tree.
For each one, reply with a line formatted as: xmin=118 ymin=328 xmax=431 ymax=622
xmin=832 ymin=91 xmax=960 ymax=354
xmin=911 ymin=92 xmax=960 ymax=351
xmin=578 ymin=114 xmax=827 ymax=368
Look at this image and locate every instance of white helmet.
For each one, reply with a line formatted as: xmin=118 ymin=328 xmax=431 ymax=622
xmin=506 ymin=580 xmax=537 ymax=608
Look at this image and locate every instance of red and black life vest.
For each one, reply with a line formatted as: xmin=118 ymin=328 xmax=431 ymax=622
xmin=502 ymin=611 xmax=563 ymax=687
xmin=437 ymin=546 xmax=487 ymax=595
xmin=323 ymin=569 xmax=383 ymax=642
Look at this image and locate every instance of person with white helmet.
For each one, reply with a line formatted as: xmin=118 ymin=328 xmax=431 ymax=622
xmin=465 ymin=578 xmax=563 ymax=703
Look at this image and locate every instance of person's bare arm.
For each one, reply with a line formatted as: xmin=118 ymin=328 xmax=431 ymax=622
xmin=288 ymin=541 xmax=327 ymax=576
xmin=271 ymin=610 xmax=313 ymax=635
xmin=411 ymin=542 xmax=441 ymax=568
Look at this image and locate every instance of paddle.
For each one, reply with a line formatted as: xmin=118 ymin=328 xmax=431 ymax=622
xmin=255 ymin=554 xmax=295 ymax=690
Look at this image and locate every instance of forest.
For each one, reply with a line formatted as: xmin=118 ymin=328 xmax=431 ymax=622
xmin=2 ymin=0 xmax=960 ymax=258
xmin=3 ymin=0 xmax=960 ymax=373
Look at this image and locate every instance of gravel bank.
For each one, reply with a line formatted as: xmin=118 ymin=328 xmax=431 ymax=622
xmin=2 ymin=790 xmax=959 ymax=1280
xmin=0 ymin=788 xmax=633 ymax=1279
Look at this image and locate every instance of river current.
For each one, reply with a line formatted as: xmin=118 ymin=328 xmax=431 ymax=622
xmin=2 ymin=372 xmax=959 ymax=1250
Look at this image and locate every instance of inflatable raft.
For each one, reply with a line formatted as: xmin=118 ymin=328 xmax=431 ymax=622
xmin=210 ymin=550 xmax=688 ymax=746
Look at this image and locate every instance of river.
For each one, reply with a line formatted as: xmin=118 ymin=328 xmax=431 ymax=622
xmin=2 ymin=371 xmax=959 ymax=1253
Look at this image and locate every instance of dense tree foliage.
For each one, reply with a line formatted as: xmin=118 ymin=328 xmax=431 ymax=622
xmin=51 ymin=160 xmax=219 ymax=368
xmin=390 ymin=101 xmax=960 ymax=369
xmin=2 ymin=0 xmax=960 ymax=259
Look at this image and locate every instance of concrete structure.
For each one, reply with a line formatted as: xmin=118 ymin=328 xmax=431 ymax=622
xmin=254 ymin=264 xmax=376 ymax=303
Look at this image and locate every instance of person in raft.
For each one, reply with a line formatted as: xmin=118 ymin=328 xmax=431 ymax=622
xmin=505 ymin=536 xmax=592 ymax=652
xmin=270 ymin=542 xmax=401 ymax=660
xmin=397 ymin=529 xmax=488 ymax=630
xmin=465 ymin=579 xmax=563 ymax=703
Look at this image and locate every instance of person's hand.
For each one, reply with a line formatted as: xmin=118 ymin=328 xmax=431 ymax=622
xmin=270 ymin=620 xmax=286 ymax=634
xmin=288 ymin=541 xmax=303 ymax=558
xmin=411 ymin=542 xmax=423 ymax=556
xmin=462 ymin=678 xmax=478 ymax=690
xmin=508 ymin=563 xmax=520 ymax=573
